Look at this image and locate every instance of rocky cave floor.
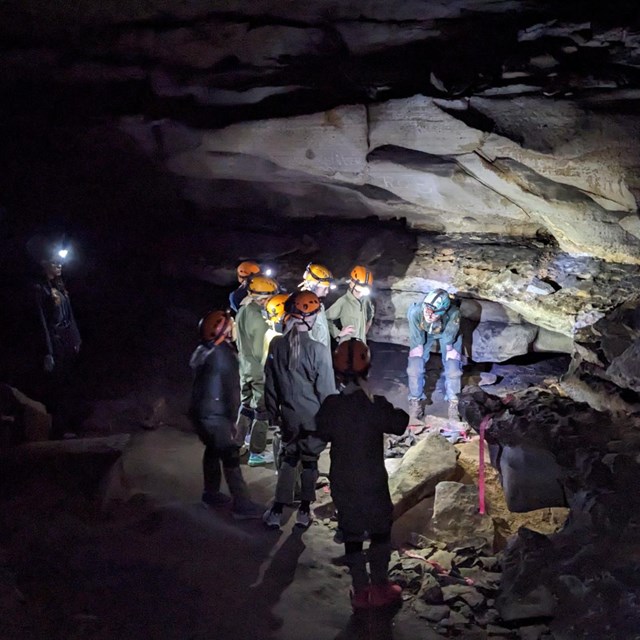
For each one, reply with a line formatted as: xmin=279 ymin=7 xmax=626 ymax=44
xmin=2 ymin=342 xmax=623 ymax=640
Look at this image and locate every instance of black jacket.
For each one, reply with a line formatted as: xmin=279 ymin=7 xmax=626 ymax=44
xmin=34 ymin=279 xmax=81 ymax=361
xmin=316 ymin=384 xmax=408 ymax=534
xmin=189 ymin=341 xmax=240 ymax=424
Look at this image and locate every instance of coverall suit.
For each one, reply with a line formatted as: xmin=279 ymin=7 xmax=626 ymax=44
xmin=316 ymin=383 xmax=408 ymax=591
xmin=235 ymin=297 xmax=270 ymax=454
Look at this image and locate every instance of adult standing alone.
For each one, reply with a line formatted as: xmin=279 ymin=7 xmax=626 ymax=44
xmin=28 ymin=235 xmax=81 ymax=438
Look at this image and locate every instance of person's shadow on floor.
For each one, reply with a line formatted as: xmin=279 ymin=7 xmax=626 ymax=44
xmin=333 ymin=602 xmax=402 ymax=640
xmin=237 ymin=525 xmax=308 ymax=638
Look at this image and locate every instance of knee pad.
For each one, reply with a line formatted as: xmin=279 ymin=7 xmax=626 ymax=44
xmin=283 ymin=454 xmax=299 ymax=468
xmin=238 ymin=404 xmax=254 ymax=419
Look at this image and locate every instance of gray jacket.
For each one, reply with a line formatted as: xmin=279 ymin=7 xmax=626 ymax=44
xmin=264 ymin=330 xmax=336 ymax=439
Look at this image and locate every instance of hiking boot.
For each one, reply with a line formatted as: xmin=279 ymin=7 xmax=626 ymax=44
xmin=248 ymin=451 xmax=274 ymax=467
xmin=294 ymin=508 xmax=314 ymax=529
xmin=231 ymin=499 xmax=264 ymax=520
xmin=369 ymin=582 xmax=403 ymax=607
xmin=408 ymin=398 xmax=423 ymax=423
xmin=350 ymin=587 xmax=371 ymax=610
xmin=202 ymin=490 xmax=232 ymax=508
xmin=262 ymin=508 xmax=282 ymax=529
xmin=447 ymin=398 xmax=460 ymax=422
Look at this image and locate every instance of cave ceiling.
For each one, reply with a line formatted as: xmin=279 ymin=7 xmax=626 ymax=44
xmin=1 ymin=0 xmax=640 ymax=346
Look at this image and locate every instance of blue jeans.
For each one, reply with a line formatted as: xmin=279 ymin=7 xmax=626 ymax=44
xmin=407 ymin=340 xmax=462 ymax=402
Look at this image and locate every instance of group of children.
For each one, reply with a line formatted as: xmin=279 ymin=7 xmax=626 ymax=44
xmin=188 ymin=261 xmax=408 ymax=610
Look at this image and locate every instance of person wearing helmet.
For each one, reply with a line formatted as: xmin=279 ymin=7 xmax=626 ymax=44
xmin=235 ymin=275 xmax=279 ymax=466
xmin=262 ymin=291 xmax=337 ymax=530
xmin=299 ymin=262 xmax=335 ymax=350
xmin=262 ymin=293 xmax=289 ymax=364
xmin=316 ymin=339 xmax=408 ymax=610
xmin=229 ymin=261 xmax=261 ymax=314
xmin=325 ymin=265 xmax=375 ymax=345
xmin=188 ymin=310 xmax=263 ymax=519
xmin=28 ymin=235 xmax=82 ymax=438
xmin=406 ymin=288 xmax=463 ymax=423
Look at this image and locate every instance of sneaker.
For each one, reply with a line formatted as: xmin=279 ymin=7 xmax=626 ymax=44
xmin=369 ymin=582 xmax=402 ymax=607
xmin=262 ymin=508 xmax=282 ymax=529
xmin=295 ymin=509 xmax=314 ymax=529
xmin=202 ymin=491 xmax=232 ymax=508
xmin=350 ymin=587 xmax=371 ymax=610
xmin=248 ymin=451 xmax=274 ymax=467
xmin=231 ymin=499 xmax=264 ymax=520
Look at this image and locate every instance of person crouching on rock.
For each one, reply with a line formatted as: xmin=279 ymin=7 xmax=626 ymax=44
xmin=189 ymin=310 xmax=263 ymax=519
xmin=316 ymin=338 xmax=408 ymax=610
xmin=262 ymin=291 xmax=336 ymax=530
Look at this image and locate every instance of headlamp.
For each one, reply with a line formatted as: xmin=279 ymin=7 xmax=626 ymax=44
xmin=57 ymin=249 xmax=68 ymax=259
xmin=264 ymin=267 xmax=274 ymax=277
xmin=360 ymin=286 xmax=371 ymax=296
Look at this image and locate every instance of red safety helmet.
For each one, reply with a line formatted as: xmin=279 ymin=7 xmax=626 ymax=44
xmin=199 ymin=310 xmax=233 ymax=345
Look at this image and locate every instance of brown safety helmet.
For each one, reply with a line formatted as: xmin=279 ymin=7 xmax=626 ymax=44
xmin=247 ymin=275 xmax=279 ymax=296
xmin=333 ymin=338 xmax=371 ymax=376
xmin=237 ymin=261 xmax=261 ymax=280
xmin=350 ymin=265 xmax=373 ymax=287
xmin=265 ymin=293 xmax=290 ymax=323
xmin=199 ymin=310 xmax=232 ymax=345
xmin=285 ymin=290 xmax=321 ymax=319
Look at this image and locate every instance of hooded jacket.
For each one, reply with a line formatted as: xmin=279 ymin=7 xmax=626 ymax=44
xmin=189 ymin=340 xmax=240 ymax=424
xmin=407 ymin=302 xmax=461 ymax=352
xmin=264 ymin=329 xmax=336 ymax=438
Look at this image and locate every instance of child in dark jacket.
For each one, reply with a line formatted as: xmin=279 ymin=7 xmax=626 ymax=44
xmin=316 ymin=338 xmax=408 ymax=610
xmin=189 ymin=310 xmax=262 ymax=519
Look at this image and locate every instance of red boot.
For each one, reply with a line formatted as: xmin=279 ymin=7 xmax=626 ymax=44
xmin=369 ymin=582 xmax=402 ymax=607
xmin=350 ymin=587 xmax=371 ymax=610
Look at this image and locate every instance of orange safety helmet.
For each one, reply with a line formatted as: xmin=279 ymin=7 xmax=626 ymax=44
xmin=333 ymin=338 xmax=371 ymax=376
xmin=265 ymin=293 xmax=290 ymax=323
xmin=350 ymin=265 xmax=373 ymax=287
xmin=302 ymin=263 xmax=334 ymax=286
xmin=247 ymin=275 xmax=279 ymax=296
xmin=237 ymin=261 xmax=261 ymax=280
xmin=199 ymin=310 xmax=233 ymax=345
xmin=285 ymin=290 xmax=321 ymax=319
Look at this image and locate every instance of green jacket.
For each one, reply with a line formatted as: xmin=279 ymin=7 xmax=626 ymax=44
xmin=325 ymin=290 xmax=375 ymax=344
xmin=310 ymin=305 xmax=331 ymax=349
xmin=236 ymin=299 xmax=268 ymax=374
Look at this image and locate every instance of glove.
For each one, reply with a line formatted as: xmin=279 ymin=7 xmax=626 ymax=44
xmin=409 ymin=345 xmax=424 ymax=358
xmin=445 ymin=347 xmax=460 ymax=361
xmin=43 ymin=354 xmax=55 ymax=372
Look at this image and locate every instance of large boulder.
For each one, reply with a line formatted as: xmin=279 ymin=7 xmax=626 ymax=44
xmin=388 ymin=432 xmax=457 ymax=519
xmin=431 ymin=481 xmax=495 ymax=550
